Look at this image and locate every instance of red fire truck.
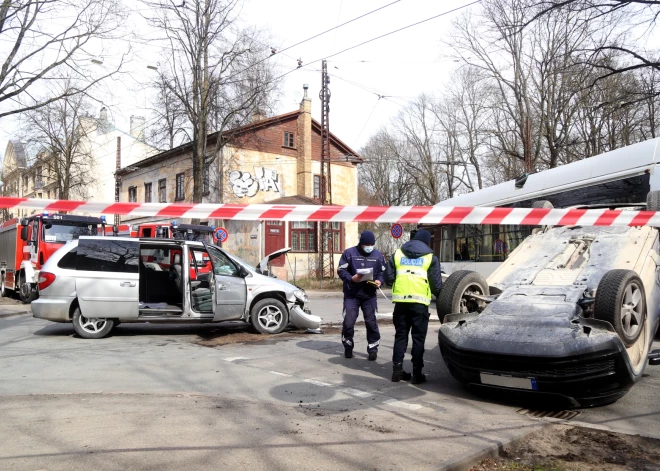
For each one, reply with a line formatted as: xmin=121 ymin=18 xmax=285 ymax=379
xmin=132 ymin=221 xmax=216 ymax=243
xmin=0 ymin=212 xmax=106 ymax=303
xmin=133 ymin=221 xmax=216 ymax=274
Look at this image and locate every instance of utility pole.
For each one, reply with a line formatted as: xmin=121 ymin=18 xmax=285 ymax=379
xmin=318 ymin=60 xmax=334 ymax=280
xmin=115 ymin=136 xmax=121 ymax=226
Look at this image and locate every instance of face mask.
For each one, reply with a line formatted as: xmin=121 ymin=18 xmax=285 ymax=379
xmin=363 ymin=245 xmax=374 ymax=254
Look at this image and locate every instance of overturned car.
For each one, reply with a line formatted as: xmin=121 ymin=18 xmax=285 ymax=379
xmin=437 ymin=199 xmax=660 ymax=408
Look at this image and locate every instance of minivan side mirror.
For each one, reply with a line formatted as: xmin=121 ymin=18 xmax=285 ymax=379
xmin=238 ymin=265 xmax=250 ymax=278
xmin=20 ymin=226 xmax=28 ymax=241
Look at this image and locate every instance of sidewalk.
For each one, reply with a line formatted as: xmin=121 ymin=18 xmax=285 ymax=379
xmin=0 ymin=304 xmax=30 ymax=318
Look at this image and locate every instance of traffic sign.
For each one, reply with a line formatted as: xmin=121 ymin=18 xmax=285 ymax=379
xmin=391 ymin=223 xmax=403 ymax=239
xmin=215 ymin=227 xmax=229 ymax=243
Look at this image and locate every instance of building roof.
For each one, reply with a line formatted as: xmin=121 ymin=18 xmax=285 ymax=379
xmin=117 ymin=109 xmax=362 ymax=175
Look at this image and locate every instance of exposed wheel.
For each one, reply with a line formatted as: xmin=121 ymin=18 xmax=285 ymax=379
xmin=250 ymin=298 xmax=289 ymax=334
xmin=0 ymin=274 xmax=7 ymax=298
xmin=647 ymin=191 xmax=660 ymax=212
xmin=436 ymin=270 xmax=489 ymax=323
xmin=532 ymin=200 xmax=553 ymax=209
xmin=594 ymin=269 xmax=646 ymax=347
xmin=18 ymin=272 xmax=37 ymax=304
xmin=72 ymin=307 xmax=114 ymax=339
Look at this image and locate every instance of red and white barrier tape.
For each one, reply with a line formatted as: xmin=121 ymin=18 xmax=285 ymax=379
xmin=1 ymin=197 xmax=659 ymax=226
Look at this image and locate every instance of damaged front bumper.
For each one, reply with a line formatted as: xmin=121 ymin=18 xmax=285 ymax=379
xmin=289 ymin=304 xmax=322 ymax=331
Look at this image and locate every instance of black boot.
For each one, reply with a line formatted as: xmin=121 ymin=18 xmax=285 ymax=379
xmin=344 ymin=347 xmax=353 ymax=358
xmin=391 ymin=363 xmax=412 ymax=382
xmin=411 ymin=366 xmax=426 ymax=384
xmin=368 ymin=351 xmax=377 ymax=361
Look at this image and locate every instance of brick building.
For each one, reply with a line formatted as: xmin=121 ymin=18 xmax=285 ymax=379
xmin=117 ymin=86 xmax=362 ymax=280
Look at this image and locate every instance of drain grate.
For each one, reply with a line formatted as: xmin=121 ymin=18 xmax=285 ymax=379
xmin=517 ymin=409 xmax=581 ymax=420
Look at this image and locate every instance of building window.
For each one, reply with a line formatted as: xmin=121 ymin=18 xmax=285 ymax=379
xmin=283 ymin=131 xmax=295 ymax=148
xmin=36 ymin=166 xmax=42 ymax=187
xmin=128 ymin=186 xmax=137 ymax=202
xmin=291 ymin=221 xmax=316 ymax=252
xmin=22 ymin=175 xmax=28 ymax=192
xmin=37 ymin=193 xmax=42 ymax=199
xmin=322 ymin=222 xmax=342 ymax=252
xmin=175 ymin=173 xmax=185 ymax=201
xmin=158 ymin=179 xmax=167 ymax=203
xmin=144 ymin=182 xmax=152 ymax=203
xmin=313 ymin=175 xmax=326 ymax=200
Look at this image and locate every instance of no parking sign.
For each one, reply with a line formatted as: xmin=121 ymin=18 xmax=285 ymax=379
xmin=391 ymin=223 xmax=403 ymax=239
xmin=215 ymin=227 xmax=228 ymax=243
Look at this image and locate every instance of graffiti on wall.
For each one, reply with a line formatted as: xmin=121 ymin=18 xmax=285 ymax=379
xmin=229 ymin=166 xmax=281 ymax=198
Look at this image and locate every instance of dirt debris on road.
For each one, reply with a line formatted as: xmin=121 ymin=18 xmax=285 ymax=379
xmin=193 ymin=324 xmax=342 ymax=347
xmin=469 ymin=424 xmax=660 ymax=471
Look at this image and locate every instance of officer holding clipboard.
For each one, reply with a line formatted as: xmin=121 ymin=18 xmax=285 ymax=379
xmin=337 ymin=230 xmax=386 ymax=361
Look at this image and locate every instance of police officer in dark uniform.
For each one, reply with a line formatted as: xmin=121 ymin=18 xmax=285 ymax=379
xmin=386 ymin=229 xmax=442 ymax=383
xmin=337 ymin=230 xmax=386 ymax=361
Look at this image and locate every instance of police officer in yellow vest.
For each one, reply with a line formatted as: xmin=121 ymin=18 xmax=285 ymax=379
xmin=385 ymin=229 xmax=442 ymax=383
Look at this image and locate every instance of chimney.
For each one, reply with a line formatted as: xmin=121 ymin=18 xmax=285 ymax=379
xmin=251 ymin=111 xmax=266 ymax=123
xmin=99 ymin=107 xmax=108 ymax=122
xmin=297 ymin=84 xmax=313 ymax=197
xmin=130 ymin=115 xmax=146 ymax=142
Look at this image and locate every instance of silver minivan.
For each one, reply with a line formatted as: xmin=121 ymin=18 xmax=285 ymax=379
xmin=32 ymin=237 xmax=321 ymax=339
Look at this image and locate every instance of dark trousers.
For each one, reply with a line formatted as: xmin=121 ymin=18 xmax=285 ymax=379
xmin=392 ymin=302 xmax=430 ymax=368
xmin=342 ymin=296 xmax=380 ymax=353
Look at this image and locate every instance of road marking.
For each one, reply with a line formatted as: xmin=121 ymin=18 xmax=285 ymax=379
xmin=222 ymin=357 xmax=247 ymax=362
xmin=269 ymin=371 xmax=293 ymax=377
xmin=384 ymin=399 xmax=423 ymax=411
xmin=340 ymin=388 xmax=374 ymax=398
xmin=304 ymin=379 xmax=334 ymax=387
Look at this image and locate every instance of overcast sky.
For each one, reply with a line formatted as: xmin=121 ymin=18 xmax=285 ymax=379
xmin=0 ymin=0 xmax=472 ymax=160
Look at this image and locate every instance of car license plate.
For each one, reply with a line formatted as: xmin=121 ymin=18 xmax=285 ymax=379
xmin=480 ymin=372 xmax=538 ymax=391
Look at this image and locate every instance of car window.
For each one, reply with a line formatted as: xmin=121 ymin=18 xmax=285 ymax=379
xmin=57 ymin=246 xmax=78 ymax=270
xmin=77 ymin=239 xmax=139 ymax=273
xmin=206 ymin=246 xmax=239 ymax=276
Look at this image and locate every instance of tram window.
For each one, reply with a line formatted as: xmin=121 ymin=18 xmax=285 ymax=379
xmin=438 ymin=224 xmax=531 ymax=263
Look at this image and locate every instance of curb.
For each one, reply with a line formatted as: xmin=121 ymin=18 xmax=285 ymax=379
xmin=0 ymin=310 xmax=30 ymax=319
xmin=429 ymin=423 xmax=546 ymax=471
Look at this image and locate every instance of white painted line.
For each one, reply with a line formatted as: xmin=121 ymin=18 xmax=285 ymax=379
xmin=222 ymin=357 xmax=247 ymax=362
xmin=269 ymin=371 xmax=293 ymax=377
xmin=340 ymin=388 xmax=374 ymax=398
xmin=304 ymin=379 xmax=334 ymax=387
xmin=376 ymin=312 xmax=393 ymax=318
xmin=384 ymin=399 xmax=423 ymax=411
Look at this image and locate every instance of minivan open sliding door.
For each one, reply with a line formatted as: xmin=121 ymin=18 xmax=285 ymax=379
xmin=202 ymin=243 xmax=247 ymax=322
xmin=76 ymin=238 xmax=139 ymax=319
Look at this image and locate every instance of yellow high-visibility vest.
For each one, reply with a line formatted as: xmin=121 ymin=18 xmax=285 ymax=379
xmin=391 ymin=249 xmax=433 ymax=305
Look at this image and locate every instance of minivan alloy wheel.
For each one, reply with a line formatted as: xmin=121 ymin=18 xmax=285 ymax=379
xmin=257 ymin=305 xmax=283 ymax=329
xmin=78 ymin=314 xmax=108 ymax=334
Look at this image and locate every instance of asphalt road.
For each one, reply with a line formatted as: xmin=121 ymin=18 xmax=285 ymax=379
xmin=305 ymin=290 xmax=439 ymax=324
xmin=0 ymin=294 xmax=658 ymax=470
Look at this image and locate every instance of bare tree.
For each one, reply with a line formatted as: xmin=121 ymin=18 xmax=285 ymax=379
xmin=0 ymin=0 xmax=125 ymax=119
xmin=147 ymin=71 xmax=189 ymax=150
xmin=527 ymin=1 xmax=660 ymax=79
xmin=143 ymin=0 xmax=279 ymax=204
xmin=19 ymin=77 xmax=97 ymax=200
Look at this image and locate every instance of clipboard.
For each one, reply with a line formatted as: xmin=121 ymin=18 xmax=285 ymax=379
xmin=356 ymin=267 xmax=373 ymax=281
